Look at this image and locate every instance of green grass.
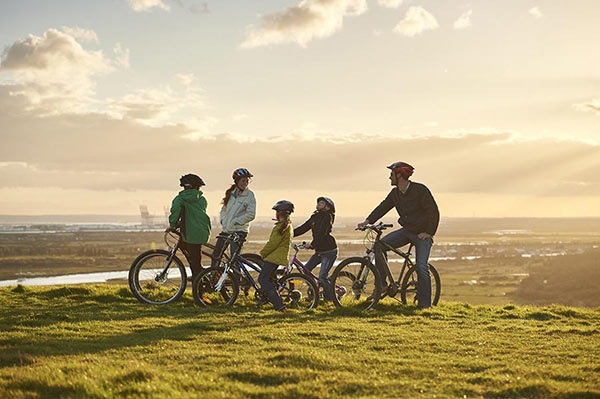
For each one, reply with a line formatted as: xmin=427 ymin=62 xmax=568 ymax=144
xmin=1 ymin=285 xmax=599 ymax=399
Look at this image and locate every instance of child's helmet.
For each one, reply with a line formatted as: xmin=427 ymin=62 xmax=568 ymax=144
xmin=387 ymin=162 xmax=414 ymax=179
xmin=180 ymin=174 xmax=205 ymax=187
xmin=272 ymin=200 xmax=294 ymax=214
xmin=233 ymin=168 xmax=253 ymax=181
xmin=317 ymin=196 xmax=335 ymax=213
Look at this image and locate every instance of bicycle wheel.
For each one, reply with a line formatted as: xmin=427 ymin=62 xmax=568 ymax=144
xmin=331 ymin=257 xmax=381 ymax=310
xmin=128 ymin=249 xmax=187 ymax=305
xmin=192 ymin=266 xmax=239 ymax=307
xmin=277 ymin=273 xmax=318 ymax=310
xmin=400 ymin=263 xmax=441 ymax=306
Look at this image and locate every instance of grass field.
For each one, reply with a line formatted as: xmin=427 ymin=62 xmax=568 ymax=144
xmin=1 ymin=285 xmax=599 ymax=399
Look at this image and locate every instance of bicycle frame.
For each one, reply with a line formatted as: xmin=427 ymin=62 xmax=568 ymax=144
xmin=357 ymin=227 xmax=416 ymax=291
xmin=157 ymin=231 xmax=228 ymax=281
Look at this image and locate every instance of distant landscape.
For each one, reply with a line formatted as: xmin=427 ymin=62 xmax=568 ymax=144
xmin=1 ymin=217 xmax=599 ymax=307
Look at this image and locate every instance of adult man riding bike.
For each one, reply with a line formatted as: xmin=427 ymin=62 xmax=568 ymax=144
xmin=357 ymin=162 xmax=439 ymax=308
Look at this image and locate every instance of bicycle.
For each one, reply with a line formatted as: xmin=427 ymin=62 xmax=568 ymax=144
xmin=192 ymin=233 xmax=319 ymax=310
xmin=330 ymin=222 xmax=441 ymax=310
xmin=128 ymin=229 xmax=262 ymax=305
xmin=289 ymin=242 xmax=348 ymax=301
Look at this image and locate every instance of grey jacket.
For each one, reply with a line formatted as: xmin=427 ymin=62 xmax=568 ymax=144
xmin=219 ymin=188 xmax=256 ymax=233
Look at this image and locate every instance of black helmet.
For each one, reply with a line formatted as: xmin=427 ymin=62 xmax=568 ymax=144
xmin=180 ymin=174 xmax=205 ymax=188
xmin=272 ymin=200 xmax=294 ymax=214
xmin=317 ymin=196 xmax=335 ymax=213
xmin=232 ymin=168 xmax=253 ymax=181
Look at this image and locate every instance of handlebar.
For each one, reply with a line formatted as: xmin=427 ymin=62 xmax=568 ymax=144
xmin=292 ymin=241 xmax=308 ymax=250
xmin=356 ymin=222 xmax=393 ymax=232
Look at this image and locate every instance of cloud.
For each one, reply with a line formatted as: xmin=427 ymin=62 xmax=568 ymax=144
xmin=61 ymin=26 xmax=99 ymax=43
xmin=453 ymin=10 xmax=472 ymax=30
xmin=241 ymin=0 xmax=367 ymax=48
xmin=128 ymin=0 xmax=170 ymax=12
xmin=573 ymin=99 xmax=600 ymax=115
xmin=107 ymin=76 xmax=208 ymax=126
xmin=377 ymin=0 xmax=402 ymax=9
xmin=2 ymin=89 xmax=600 ymax=198
xmin=529 ymin=6 xmax=543 ymax=19
xmin=393 ymin=6 xmax=439 ymax=37
xmin=113 ymin=43 xmax=130 ymax=68
xmin=0 ymin=27 xmax=125 ymax=115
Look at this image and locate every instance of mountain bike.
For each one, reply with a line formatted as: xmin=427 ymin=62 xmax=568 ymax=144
xmin=128 ymin=229 xmax=261 ymax=305
xmin=192 ymin=233 xmax=319 ymax=310
xmin=330 ymin=222 xmax=441 ymax=310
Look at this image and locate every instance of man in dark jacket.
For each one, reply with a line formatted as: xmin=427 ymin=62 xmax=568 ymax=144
xmin=357 ymin=162 xmax=439 ymax=308
xmin=294 ymin=197 xmax=338 ymax=301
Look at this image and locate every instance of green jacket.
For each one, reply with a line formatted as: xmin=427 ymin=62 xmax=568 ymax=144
xmin=168 ymin=189 xmax=211 ymax=244
xmin=260 ymin=221 xmax=293 ymax=266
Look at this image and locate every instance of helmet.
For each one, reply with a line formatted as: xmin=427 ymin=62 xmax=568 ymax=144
xmin=272 ymin=200 xmax=295 ymax=214
xmin=232 ymin=168 xmax=253 ymax=181
xmin=387 ymin=162 xmax=414 ymax=179
xmin=317 ymin=196 xmax=335 ymax=213
xmin=180 ymin=174 xmax=205 ymax=188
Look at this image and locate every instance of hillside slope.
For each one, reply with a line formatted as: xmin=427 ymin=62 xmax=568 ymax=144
xmin=1 ymin=285 xmax=599 ymax=399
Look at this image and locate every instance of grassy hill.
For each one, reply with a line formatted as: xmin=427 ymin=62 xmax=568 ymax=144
xmin=1 ymin=285 xmax=599 ymax=399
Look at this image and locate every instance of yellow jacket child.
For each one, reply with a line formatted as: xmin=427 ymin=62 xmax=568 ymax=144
xmin=258 ymin=200 xmax=295 ymax=310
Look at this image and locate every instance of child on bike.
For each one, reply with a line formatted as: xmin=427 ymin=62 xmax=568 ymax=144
xmin=211 ymin=168 xmax=256 ymax=267
xmin=166 ymin=174 xmax=211 ymax=282
xmin=294 ymin=197 xmax=338 ymax=301
xmin=258 ymin=200 xmax=294 ymax=311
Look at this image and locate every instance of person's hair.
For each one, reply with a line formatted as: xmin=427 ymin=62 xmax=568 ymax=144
xmin=222 ymin=184 xmax=237 ymax=206
xmin=276 ymin=210 xmax=291 ymax=234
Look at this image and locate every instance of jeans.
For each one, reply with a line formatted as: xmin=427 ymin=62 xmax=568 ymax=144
xmin=258 ymin=261 xmax=284 ymax=309
xmin=304 ymin=248 xmax=338 ymax=300
xmin=374 ymin=228 xmax=433 ymax=308
xmin=211 ymin=231 xmax=248 ymax=268
xmin=179 ymin=241 xmax=202 ymax=281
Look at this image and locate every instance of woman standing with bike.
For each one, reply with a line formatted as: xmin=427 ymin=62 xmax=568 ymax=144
xmin=211 ymin=168 xmax=256 ymax=267
xmin=293 ymin=197 xmax=338 ymax=301
xmin=258 ymin=200 xmax=295 ymax=310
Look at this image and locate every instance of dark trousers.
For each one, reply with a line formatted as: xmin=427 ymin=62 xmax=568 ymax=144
xmin=211 ymin=231 xmax=247 ymax=268
xmin=258 ymin=261 xmax=284 ymax=309
xmin=374 ymin=228 xmax=433 ymax=308
xmin=180 ymin=241 xmax=202 ymax=281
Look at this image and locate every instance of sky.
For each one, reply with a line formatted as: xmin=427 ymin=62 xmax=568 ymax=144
xmin=1 ymin=0 xmax=599 ymax=218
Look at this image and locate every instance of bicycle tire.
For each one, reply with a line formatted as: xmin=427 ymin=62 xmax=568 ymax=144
xmin=277 ymin=273 xmax=319 ymax=310
xmin=330 ymin=257 xmax=381 ymax=310
xmin=128 ymin=249 xmax=187 ymax=305
xmin=400 ymin=263 xmax=441 ymax=306
xmin=192 ymin=266 xmax=239 ymax=307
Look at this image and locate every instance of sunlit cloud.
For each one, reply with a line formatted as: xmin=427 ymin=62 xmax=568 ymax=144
xmin=573 ymin=99 xmax=600 ymax=115
xmin=108 ymin=76 xmax=208 ymax=126
xmin=241 ymin=0 xmax=367 ymax=48
xmin=393 ymin=6 xmax=439 ymax=37
xmin=0 ymin=27 xmax=126 ymax=115
xmin=377 ymin=0 xmax=403 ymax=9
xmin=2 ymin=89 xmax=599 ymax=199
xmin=453 ymin=10 xmax=472 ymax=30
xmin=127 ymin=0 xmax=170 ymax=12
xmin=529 ymin=6 xmax=543 ymax=19
xmin=61 ymin=26 xmax=99 ymax=43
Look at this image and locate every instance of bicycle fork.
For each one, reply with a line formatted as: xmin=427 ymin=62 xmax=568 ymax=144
xmin=156 ymin=243 xmax=178 ymax=282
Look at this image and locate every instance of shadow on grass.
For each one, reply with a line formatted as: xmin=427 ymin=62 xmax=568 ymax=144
xmin=0 ymin=320 xmax=225 ymax=368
